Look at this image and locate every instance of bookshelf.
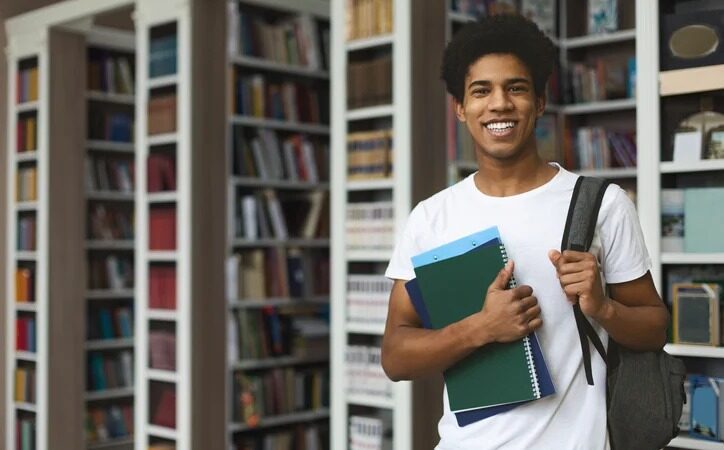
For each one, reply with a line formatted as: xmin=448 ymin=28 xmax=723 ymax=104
xmin=225 ymin=1 xmax=332 ymax=448
xmin=134 ymin=1 xmax=226 ymax=449
xmin=331 ymin=0 xmax=447 ymax=449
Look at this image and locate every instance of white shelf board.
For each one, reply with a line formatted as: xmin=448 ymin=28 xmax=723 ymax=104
xmin=664 ymin=344 xmax=724 ymax=359
xmin=562 ymin=29 xmax=635 ymax=49
xmin=448 ymin=11 xmax=476 ymax=24
xmin=147 ymin=368 xmax=179 ymax=383
xmin=16 ymin=201 xmax=38 ymax=211
xmin=230 ymin=115 xmax=330 ymax=134
xmin=346 ymin=104 xmax=394 ymax=121
xmin=660 ymin=159 xmax=724 ymax=174
xmin=147 ymin=133 xmax=178 ymax=147
xmin=562 ymin=98 xmax=636 ymax=115
xmin=573 ymin=167 xmax=637 ymax=178
xmin=228 ymin=296 xmax=329 ymax=309
xmin=232 ymin=354 xmax=329 ymax=370
xmin=86 ymin=289 xmax=134 ymax=300
xmin=147 ymin=191 xmax=178 ymax=203
xmin=346 ymin=321 xmax=385 ymax=336
xmin=15 ymin=402 xmax=37 ymax=413
xmin=86 ymin=191 xmax=134 ymax=202
xmin=668 ymin=435 xmax=724 ymax=450
xmin=146 ymin=309 xmax=178 ymax=321
xmin=346 ymin=34 xmax=394 ymax=51
xmin=146 ymin=425 xmax=178 ymax=440
xmin=16 ymin=251 xmax=37 ymax=261
xmin=346 ymin=249 xmax=392 ymax=262
xmin=16 ymin=101 xmax=38 ymax=113
xmin=346 ymin=178 xmax=394 ymax=191
xmin=147 ymin=251 xmax=178 ymax=262
xmin=661 ymin=253 xmax=724 ymax=265
xmin=346 ymin=393 xmax=394 ymax=409
xmin=15 ymin=302 xmax=37 ymax=312
xmin=85 ymin=240 xmax=134 ymax=251
xmin=147 ymin=74 xmax=178 ymax=89
xmin=15 ymin=151 xmax=38 ymax=163
xmin=229 ymin=408 xmax=330 ymax=433
xmin=86 ymin=90 xmax=135 ymax=104
xmin=231 ymin=177 xmax=329 ymax=190
xmin=231 ymin=54 xmax=329 ymax=79
xmin=660 ymin=65 xmax=724 ymax=97
xmin=87 ymin=436 xmax=134 ymax=449
xmin=235 ymin=0 xmax=329 ymax=17
xmin=86 ymin=140 xmax=134 ymax=153
xmin=85 ymin=338 xmax=134 ymax=351
xmin=231 ymin=238 xmax=330 ymax=248
xmin=85 ymin=386 xmax=134 ymax=401
xmin=16 ymin=351 xmax=36 ymax=362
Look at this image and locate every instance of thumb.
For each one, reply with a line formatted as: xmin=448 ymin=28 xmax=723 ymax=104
xmin=488 ymin=260 xmax=514 ymax=293
xmin=548 ymin=249 xmax=562 ymax=268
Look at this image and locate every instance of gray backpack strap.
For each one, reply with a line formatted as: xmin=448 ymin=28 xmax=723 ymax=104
xmin=561 ymin=176 xmax=610 ymax=386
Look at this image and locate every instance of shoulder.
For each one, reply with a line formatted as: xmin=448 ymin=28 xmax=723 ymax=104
xmin=598 ymin=183 xmax=636 ymax=226
xmin=407 ymin=176 xmax=470 ymax=227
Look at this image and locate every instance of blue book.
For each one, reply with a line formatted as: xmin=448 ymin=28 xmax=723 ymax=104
xmin=690 ymin=375 xmax=720 ymax=441
xmin=98 ymin=309 xmax=114 ymax=340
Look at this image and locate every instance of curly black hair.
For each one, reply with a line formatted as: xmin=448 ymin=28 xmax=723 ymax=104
xmin=441 ymin=14 xmax=556 ymax=103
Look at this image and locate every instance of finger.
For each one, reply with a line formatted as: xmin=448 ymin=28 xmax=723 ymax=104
xmin=563 ymin=281 xmax=589 ymax=298
xmin=517 ymin=295 xmax=538 ymax=312
xmin=557 ymin=258 xmax=598 ymax=276
xmin=527 ymin=317 xmax=543 ymax=331
xmin=561 ymin=250 xmax=593 ymax=262
xmin=548 ymin=249 xmax=562 ymax=268
xmin=488 ymin=261 xmax=514 ymax=293
xmin=522 ymin=304 xmax=542 ymax=322
xmin=559 ymin=271 xmax=590 ymax=286
xmin=510 ymin=284 xmax=534 ymax=299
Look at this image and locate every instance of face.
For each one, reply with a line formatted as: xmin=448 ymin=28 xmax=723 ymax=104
xmin=455 ymin=53 xmax=545 ymax=162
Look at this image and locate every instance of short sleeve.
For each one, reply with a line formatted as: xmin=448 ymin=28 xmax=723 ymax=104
xmin=598 ymin=186 xmax=652 ymax=284
xmin=384 ymin=202 xmax=427 ymax=281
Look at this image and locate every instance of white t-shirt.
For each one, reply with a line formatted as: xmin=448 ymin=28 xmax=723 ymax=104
xmin=384 ymin=164 xmax=651 ymax=450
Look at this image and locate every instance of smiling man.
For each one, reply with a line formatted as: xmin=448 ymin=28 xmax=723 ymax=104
xmin=380 ymin=14 xmax=669 ymax=450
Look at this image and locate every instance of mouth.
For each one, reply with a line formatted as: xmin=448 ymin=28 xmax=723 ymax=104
xmin=483 ymin=120 xmax=517 ymax=137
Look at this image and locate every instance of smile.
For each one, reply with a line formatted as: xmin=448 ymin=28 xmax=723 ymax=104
xmin=484 ymin=121 xmax=517 ymax=137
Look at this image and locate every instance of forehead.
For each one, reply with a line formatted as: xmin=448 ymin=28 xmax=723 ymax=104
xmin=464 ymin=53 xmax=532 ymax=84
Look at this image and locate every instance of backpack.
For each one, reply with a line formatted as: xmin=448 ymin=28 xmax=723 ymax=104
xmin=563 ymin=176 xmax=687 ymax=450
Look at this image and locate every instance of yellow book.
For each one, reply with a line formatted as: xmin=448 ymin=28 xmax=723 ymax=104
xmin=15 ymin=368 xmax=26 ymax=402
xmin=26 ymin=117 xmax=36 ymax=151
xmin=29 ymin=67 xmax=38 ymax=101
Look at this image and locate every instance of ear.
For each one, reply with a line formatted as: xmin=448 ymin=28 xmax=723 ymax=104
xmin=535 ymin=93 xmax=547 ymax=117
xmin=454 ymin=97 xmax=466 ymax=122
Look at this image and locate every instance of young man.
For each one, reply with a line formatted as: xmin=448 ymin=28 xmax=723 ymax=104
xmin=381 ymin=14 xmax=669 ymax=450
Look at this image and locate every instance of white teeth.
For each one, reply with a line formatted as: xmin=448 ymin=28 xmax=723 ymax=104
xmin=486 ymin=121 xmax=515 ymax=130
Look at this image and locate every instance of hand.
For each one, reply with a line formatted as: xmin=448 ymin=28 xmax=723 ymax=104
xmin=548 ymin=249 xmax=611 ymax=320
xmin=476 ymin=261 xmax=542 ymax=344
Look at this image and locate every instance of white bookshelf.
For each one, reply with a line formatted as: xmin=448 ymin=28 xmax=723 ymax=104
xmin=668 ymin=435 xmax=724 ymax=450
xmin=561 ymin=29 xmax=636 ymax=49
xmin=665 ymin=344 xmax=724 ymax=359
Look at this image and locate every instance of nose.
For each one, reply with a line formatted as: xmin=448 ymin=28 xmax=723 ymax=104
xmin=487 ymin=87 xmax=513 ymax=112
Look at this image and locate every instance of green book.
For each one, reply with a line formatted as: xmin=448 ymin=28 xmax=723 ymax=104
xmin=414 ymin=237 xmax=540 ymax=412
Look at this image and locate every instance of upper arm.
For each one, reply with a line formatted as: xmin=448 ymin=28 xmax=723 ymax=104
xmin=608 ymin=271 xmax=664 ymax=309
xmin=384 ymin=280 xmax=422 ymax=335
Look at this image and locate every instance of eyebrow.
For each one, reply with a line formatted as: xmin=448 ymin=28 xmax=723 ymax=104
xmin=468 ymin=78 xmax=531 ymax=89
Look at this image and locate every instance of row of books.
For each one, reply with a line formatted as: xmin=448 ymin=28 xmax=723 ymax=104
xmin=15 ymin=267 xmax=35 ymax=302
xmin=150 ymin=265 xmax=176 ymax=310
xmin=232 ymin=367 xmax=329 ymax=424
xmin=150 ymin=206 xmax=177 ymax=250
xmin=679 ymin=375 xmax=724 ymax=441
xmin=233 ymin=74 xmax=323 ymax=124
xmin=15 ymin=417 xmax=35 ymax=450
xmin=227 ymin=250 xmax=330 ymax=300
xmin=87 ymin=350 xmax=133 ymax=391
xmin=346 ymin=202 xmax=395 ymax=251
xmin=567 ymin=57 xmax=635 ymax=104
xmin=87 ymin=306 xmax=133 ymax=341
xmin=16 ymin=166 xmax=37 ymax=202
xmin=345 ymin=345 xmax=392 ymax=399
xmin=88 ymin=204 xmax=134 ymax=241
xmin=454 ymin=0 xmax=557 ymax=36
xmin=230 ymin=308 xmax=329 ymax=361
xmin=234 ymin=423 xmax=328 ymax=450
xmin=16 ymin=65 xmax=38 ymax=104
xmin=15 ymin=367 xmax=36 ymax=403
xmin=569 ymin=127 xmax=637 ymax=171
xmin=86 ymin=404 xmax=133 ymax=443
xmin=149 ymin=32 xmax=177 ymax=78
xmin=85 ymin=156 xmax=134 ymax=193
xmin=148 ymin=92 xmax=177 ymax=135
xmin=347 ymin=129 xmax=393 ymax=180
xmin=346 ymin=0 xmax=393 ymax=41
xmin=661 ymin=188 xmax=724 ymax=253
xmin=236 ymin=190 xmax=328 ymax=240
xmin=16 ymin=317 xmax=36 ymax=352
xmin=232 ymin=129 xmax=327 ymax=182
xmin=148 ymin=152 xmax=177 ymax=192
xmin=349 ymin=413 xmax=392 ymax=450
xmin=16 ymin=115 xmax=37 ymax=152
xmin=149 ymin=329 xmax=176 ymax=371
xmin=17 ymin=215 xmax=36 ymax=251
xmin=347 ymin=274 xmax=392 ymax=325
xmin=347 ymin=55 xmax=391 ymax=110
xmin=87 ymin=48 xmax=135 ymax=95
xmin=230 ymin=6 xmax=324 ymax=70
xmin=88 ymin=255 xmax=133 ymax=290
xmin=88 ymin=110 xmax=133 ymax=143
xmin=149 ymin=381 xmax=176 ymax=429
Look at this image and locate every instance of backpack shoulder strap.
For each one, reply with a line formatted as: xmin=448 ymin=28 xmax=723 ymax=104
xmin=562 ymin=176 xmax=610 ymax=386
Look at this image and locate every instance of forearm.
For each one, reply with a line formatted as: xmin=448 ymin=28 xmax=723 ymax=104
xmin=381 ymin=313 xmax=487 ymax=381
xmin=596 ymin=297 xmax=669 ymax=351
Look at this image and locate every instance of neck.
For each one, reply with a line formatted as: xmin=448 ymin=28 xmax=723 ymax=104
xmin=473 ymin=147 xmax=558 ymax=197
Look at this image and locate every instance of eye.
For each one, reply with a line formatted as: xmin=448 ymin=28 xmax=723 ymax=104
xmin=471 ymin=88 xmax=489 ymax=97
xmin=509 ymin=85 xmax=527 ymax=93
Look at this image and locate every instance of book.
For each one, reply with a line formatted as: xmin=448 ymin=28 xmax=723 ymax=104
xmin=685 ymin=188 xmax=724 ymax=252
xmin=672 ymin=283 xmax=720 ymax=346
xmin=410 ymin=226 xmax=553 ymax=414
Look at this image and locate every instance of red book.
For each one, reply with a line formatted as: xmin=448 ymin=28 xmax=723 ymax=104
xmin=151 ymin=385 xmax=176 ymax=428
xmin=147 ymin=153 xmax=176 ymax=192
xmin=149 ymin=265 xmax=176 ymax=309
xmin=16 ymin=318 xmax=27 ymax=351
xmin=149 ymin=206 xmax=176 ymax=250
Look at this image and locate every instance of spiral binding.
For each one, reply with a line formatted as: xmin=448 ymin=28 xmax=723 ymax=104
xmin=499 ymin=243 xmax=541 ymax=399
